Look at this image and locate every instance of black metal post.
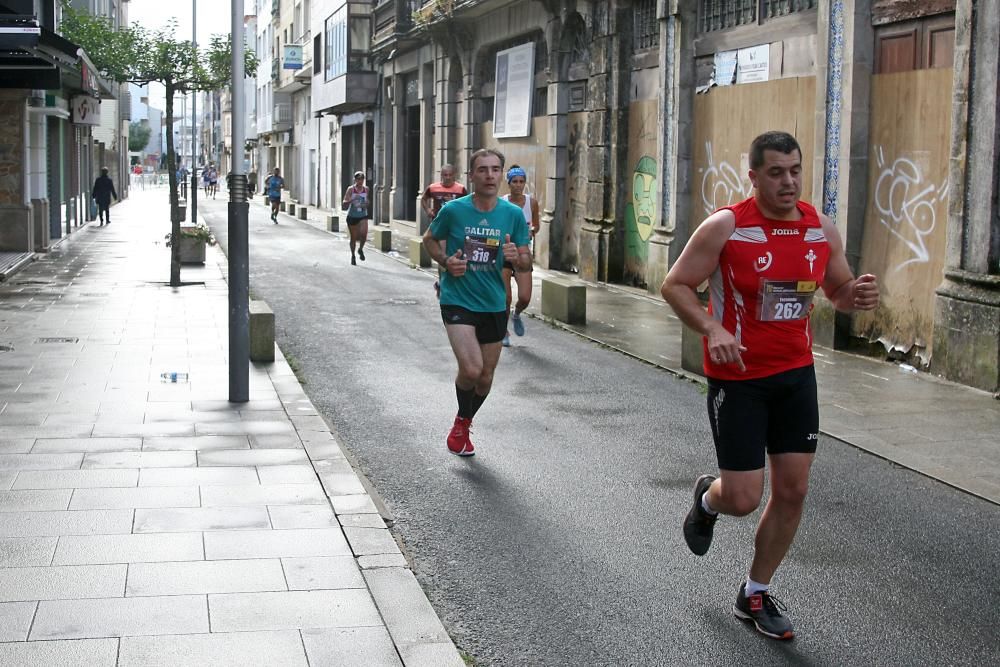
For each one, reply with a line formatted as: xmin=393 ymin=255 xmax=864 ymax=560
xmin=228 ymin=3 xmax=249 ymax=402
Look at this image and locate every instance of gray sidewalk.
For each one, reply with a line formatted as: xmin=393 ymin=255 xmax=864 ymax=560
xmin=288 ymin=198 xmax=1000 ymax=506
xmin=0 ymin=189 xmax=464 ymax=666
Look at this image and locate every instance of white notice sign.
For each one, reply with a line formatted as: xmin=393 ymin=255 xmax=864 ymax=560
xmin=736 ymin=44 xmax=770 ymax=84
xmin=493 ymin=42 xmax=534 ymax=139
xmin=71 ymin=95 xmax=100 ymax=126
xmin=713 ymin=50 xmax=737 ymax=86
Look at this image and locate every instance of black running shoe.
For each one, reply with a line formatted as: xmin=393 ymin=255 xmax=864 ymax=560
xmin=358 ymin=248 xmax=365 ymax=261
xmin=351 ymin=254 xmax=357 ymax=266
xmin=733 ymin=582 xmax=794 ymax=640
xmin=683 ymin=474 xmax=718 ymax=555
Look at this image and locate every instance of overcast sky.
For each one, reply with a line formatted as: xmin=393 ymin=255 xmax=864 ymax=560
xmin=127 ymin=0 xmax=254 ymax=111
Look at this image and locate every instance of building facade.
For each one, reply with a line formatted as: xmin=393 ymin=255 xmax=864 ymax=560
xmin=249 ymin=0 xmax=997 ymax=393
xmin=0 ymin=0 xmax=127 ymax=265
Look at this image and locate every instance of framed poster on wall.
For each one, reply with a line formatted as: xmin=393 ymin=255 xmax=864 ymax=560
xmin=493 ymin=42 xmax=535 ymax=138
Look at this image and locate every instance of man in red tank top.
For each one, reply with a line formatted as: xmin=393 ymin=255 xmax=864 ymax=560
xmin=661 ymin=131 xmax=879 ymax=640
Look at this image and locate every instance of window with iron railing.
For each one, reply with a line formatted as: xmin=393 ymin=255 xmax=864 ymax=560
xmin=698 ymin=0 xmax=814 ymax=33
xmin=634 ymin=0 xmax=659 ymax=51
xmin=763 ymin=0 xmax=816 ymax=19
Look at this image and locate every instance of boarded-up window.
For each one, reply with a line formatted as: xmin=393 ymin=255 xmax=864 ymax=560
xmin=874 ymin=14 xmax=954 ymax=73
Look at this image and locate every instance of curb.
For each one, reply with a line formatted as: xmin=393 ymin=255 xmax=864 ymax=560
xmin=203 ymin=237 xmax=466 ymax=667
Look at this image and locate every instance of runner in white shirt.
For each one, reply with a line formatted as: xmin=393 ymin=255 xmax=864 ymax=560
xmin=500 ymin=165 xmax=540 ymax=346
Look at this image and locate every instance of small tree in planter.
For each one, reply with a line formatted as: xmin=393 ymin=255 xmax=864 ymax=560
xmin=60 ymin=2 xmax=256 ymax=285
xmin=165 ymin=224 xmax=216 ymax=264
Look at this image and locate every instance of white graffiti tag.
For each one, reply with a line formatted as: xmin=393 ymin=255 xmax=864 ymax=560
xmin=700 ymin=142 xmax=752 ymax=216
xmin=873 ymin=146 xmax=948 ymax=273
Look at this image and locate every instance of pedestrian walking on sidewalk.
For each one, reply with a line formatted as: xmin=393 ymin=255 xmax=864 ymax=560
xmin=422 ymin=148 xmax=532 ymax=456
xmin=501 ymin=165 xmax=539 ymax=345
xmin=91 ymin=167 xmax=118 ymax=226
xmin=265 ymin=168 xmax=285 ymax=223
xmin=661 ymin=130 xmax=880 ymax=641
xmin=421 ymin=165 xmax=468 ymax=298
xmin=177 ymin=164 xmax=189 ymax=199
xmin=247 ymin=169 xmax=257 ymax=199
xmin=342 ymin=171 xmax=370 ymax=266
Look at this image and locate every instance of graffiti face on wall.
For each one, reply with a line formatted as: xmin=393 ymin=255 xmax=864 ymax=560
xmin=873 ymin=146 xmax=948 ymax=273
xmin=624 ymin=156 xmax=658 ymax=286
xmin=631 ymin=156 xmax=657 ymax=241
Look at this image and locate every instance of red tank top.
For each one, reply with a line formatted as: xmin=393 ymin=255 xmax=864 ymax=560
xmin=703 ymin=197 xmax=831 ymax=380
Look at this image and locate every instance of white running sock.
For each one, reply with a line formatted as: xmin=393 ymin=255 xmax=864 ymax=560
xmin=700 ymin=491 xmax=717 ymax=516
xmin=745 ymin=577 xmax=769 ymax=596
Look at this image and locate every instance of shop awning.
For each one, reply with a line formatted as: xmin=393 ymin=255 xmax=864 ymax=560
xmin=0 ymin=14 xmax=111 ymax=95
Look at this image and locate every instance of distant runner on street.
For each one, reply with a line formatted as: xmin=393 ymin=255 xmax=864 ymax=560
xmin=422 ymin=149 xmax=531 ymax=456
xmin=661 ymin=130 xmax=879 ymax=640
xmin=421 ymin=165 xmax=468 ymax=298
xmin=265 ymin=168 xmax=285 ymax=223
xmin=500 ymin=164 xmax=539 ymax=345
xmin=342 ymin=171 xmax=370 ymax=266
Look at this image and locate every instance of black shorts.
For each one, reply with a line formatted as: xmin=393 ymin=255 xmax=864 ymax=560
xmin=440 ymin=305 xmax=508 ymax=344
xmin=706 ymin=364 xmax=819 ymax=472
xmin=268 ymin=196 xmax=281 ymax=204
xmin=346 ymin=216 xmax=366 ymax=226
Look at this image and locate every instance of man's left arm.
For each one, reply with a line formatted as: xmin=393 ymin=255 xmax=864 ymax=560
xmin=819 ymin=215 xmax=879 ymax=312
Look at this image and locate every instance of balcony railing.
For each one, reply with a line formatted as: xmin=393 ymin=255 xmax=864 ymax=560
xmin=273 ymin=101 xmax=292 ymax=125
xmin=698 ymin=0 xmax=816 ymax=33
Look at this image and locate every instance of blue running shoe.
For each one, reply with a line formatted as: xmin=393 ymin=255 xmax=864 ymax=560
xmin=512 ymin=312 xmax=525 ymax=336
xmin=502 ymin=334 xmax=511 ymax=347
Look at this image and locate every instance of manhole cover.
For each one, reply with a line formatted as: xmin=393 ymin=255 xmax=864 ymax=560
xmin=35 ymin=337 xmax=79 ymax=344
xmin=0 ymin=344 xmax=13 ymax=352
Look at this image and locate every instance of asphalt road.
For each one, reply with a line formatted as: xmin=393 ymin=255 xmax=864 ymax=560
xmin=204 ymin=197 xmax=1000 ymax=666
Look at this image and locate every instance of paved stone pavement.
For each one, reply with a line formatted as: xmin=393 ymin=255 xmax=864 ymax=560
xmin=0 ymin=189 xmax=464 ymax=666
xmin=287 ymin=199 xmax=1000 ymax=506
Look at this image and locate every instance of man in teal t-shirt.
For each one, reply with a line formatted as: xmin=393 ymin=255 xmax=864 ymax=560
xmin=423 ymin=149 xmax=532 ymax=457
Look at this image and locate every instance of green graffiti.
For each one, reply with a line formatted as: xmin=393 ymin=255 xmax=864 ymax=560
xmin=632 ymin=155 xmax=657 ymax=242
xmin=624 ymin=203 xmax=649 ymax=263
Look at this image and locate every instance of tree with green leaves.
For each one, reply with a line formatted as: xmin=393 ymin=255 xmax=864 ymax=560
xmin=60 ymin=2 xmax=257 ymax=286
xmin=128 ymin=121 xmax=152 ymax=154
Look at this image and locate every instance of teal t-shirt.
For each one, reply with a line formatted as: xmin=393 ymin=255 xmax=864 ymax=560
xmin=430 ymin=195 xmax=530 ymax=312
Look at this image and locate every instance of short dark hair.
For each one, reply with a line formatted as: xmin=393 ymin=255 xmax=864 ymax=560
xmin=749 ymin=131 xmax=801 ymax=170
xmin=469 ymin=148 xmax=505 ymax=172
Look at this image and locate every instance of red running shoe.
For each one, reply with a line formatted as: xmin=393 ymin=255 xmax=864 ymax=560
xmin=446 ymin=416 xmax=475 ymax=456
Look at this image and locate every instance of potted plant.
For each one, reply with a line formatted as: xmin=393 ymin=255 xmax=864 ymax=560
xmin=166 ymin=223 xmax=216 ymax=264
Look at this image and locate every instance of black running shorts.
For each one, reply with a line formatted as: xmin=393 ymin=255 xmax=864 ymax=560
xmin=440 ymin=305 xmax=508 ymax=344
xmin=706 ymin=364 xmax=819 ymax=472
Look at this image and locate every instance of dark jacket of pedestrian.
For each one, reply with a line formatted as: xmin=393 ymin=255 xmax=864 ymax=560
xmin=91 ymin=173 xmax=118 ymax=208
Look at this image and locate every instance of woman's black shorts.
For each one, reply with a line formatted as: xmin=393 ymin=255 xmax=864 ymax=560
xmin=346 ymin=216 xmax=366 ymax=226
xmin=706 ymin=364 xmax=819 ymax=471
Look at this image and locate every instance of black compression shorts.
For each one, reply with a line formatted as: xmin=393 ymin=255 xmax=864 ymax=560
xmin=706 ymin=364 xmax=819 ymax=471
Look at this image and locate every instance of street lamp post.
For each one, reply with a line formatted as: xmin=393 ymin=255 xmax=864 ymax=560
xmin=229 ymin=1 xmax=249 ymax=402
xmin=191 ymin=0 xmax=198 ymax=224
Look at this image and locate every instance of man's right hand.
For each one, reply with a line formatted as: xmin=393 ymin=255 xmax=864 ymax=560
xmin=444 ymin=249 xmax=467 ymax=277
xmin=705 ymin=322 xmax=747 ymax=372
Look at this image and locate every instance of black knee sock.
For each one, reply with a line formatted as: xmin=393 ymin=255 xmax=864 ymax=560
xmin=469 ymin=391 xmax=489 ymax=419
xmin=456 ymin=384 xmax=476 ymax=419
